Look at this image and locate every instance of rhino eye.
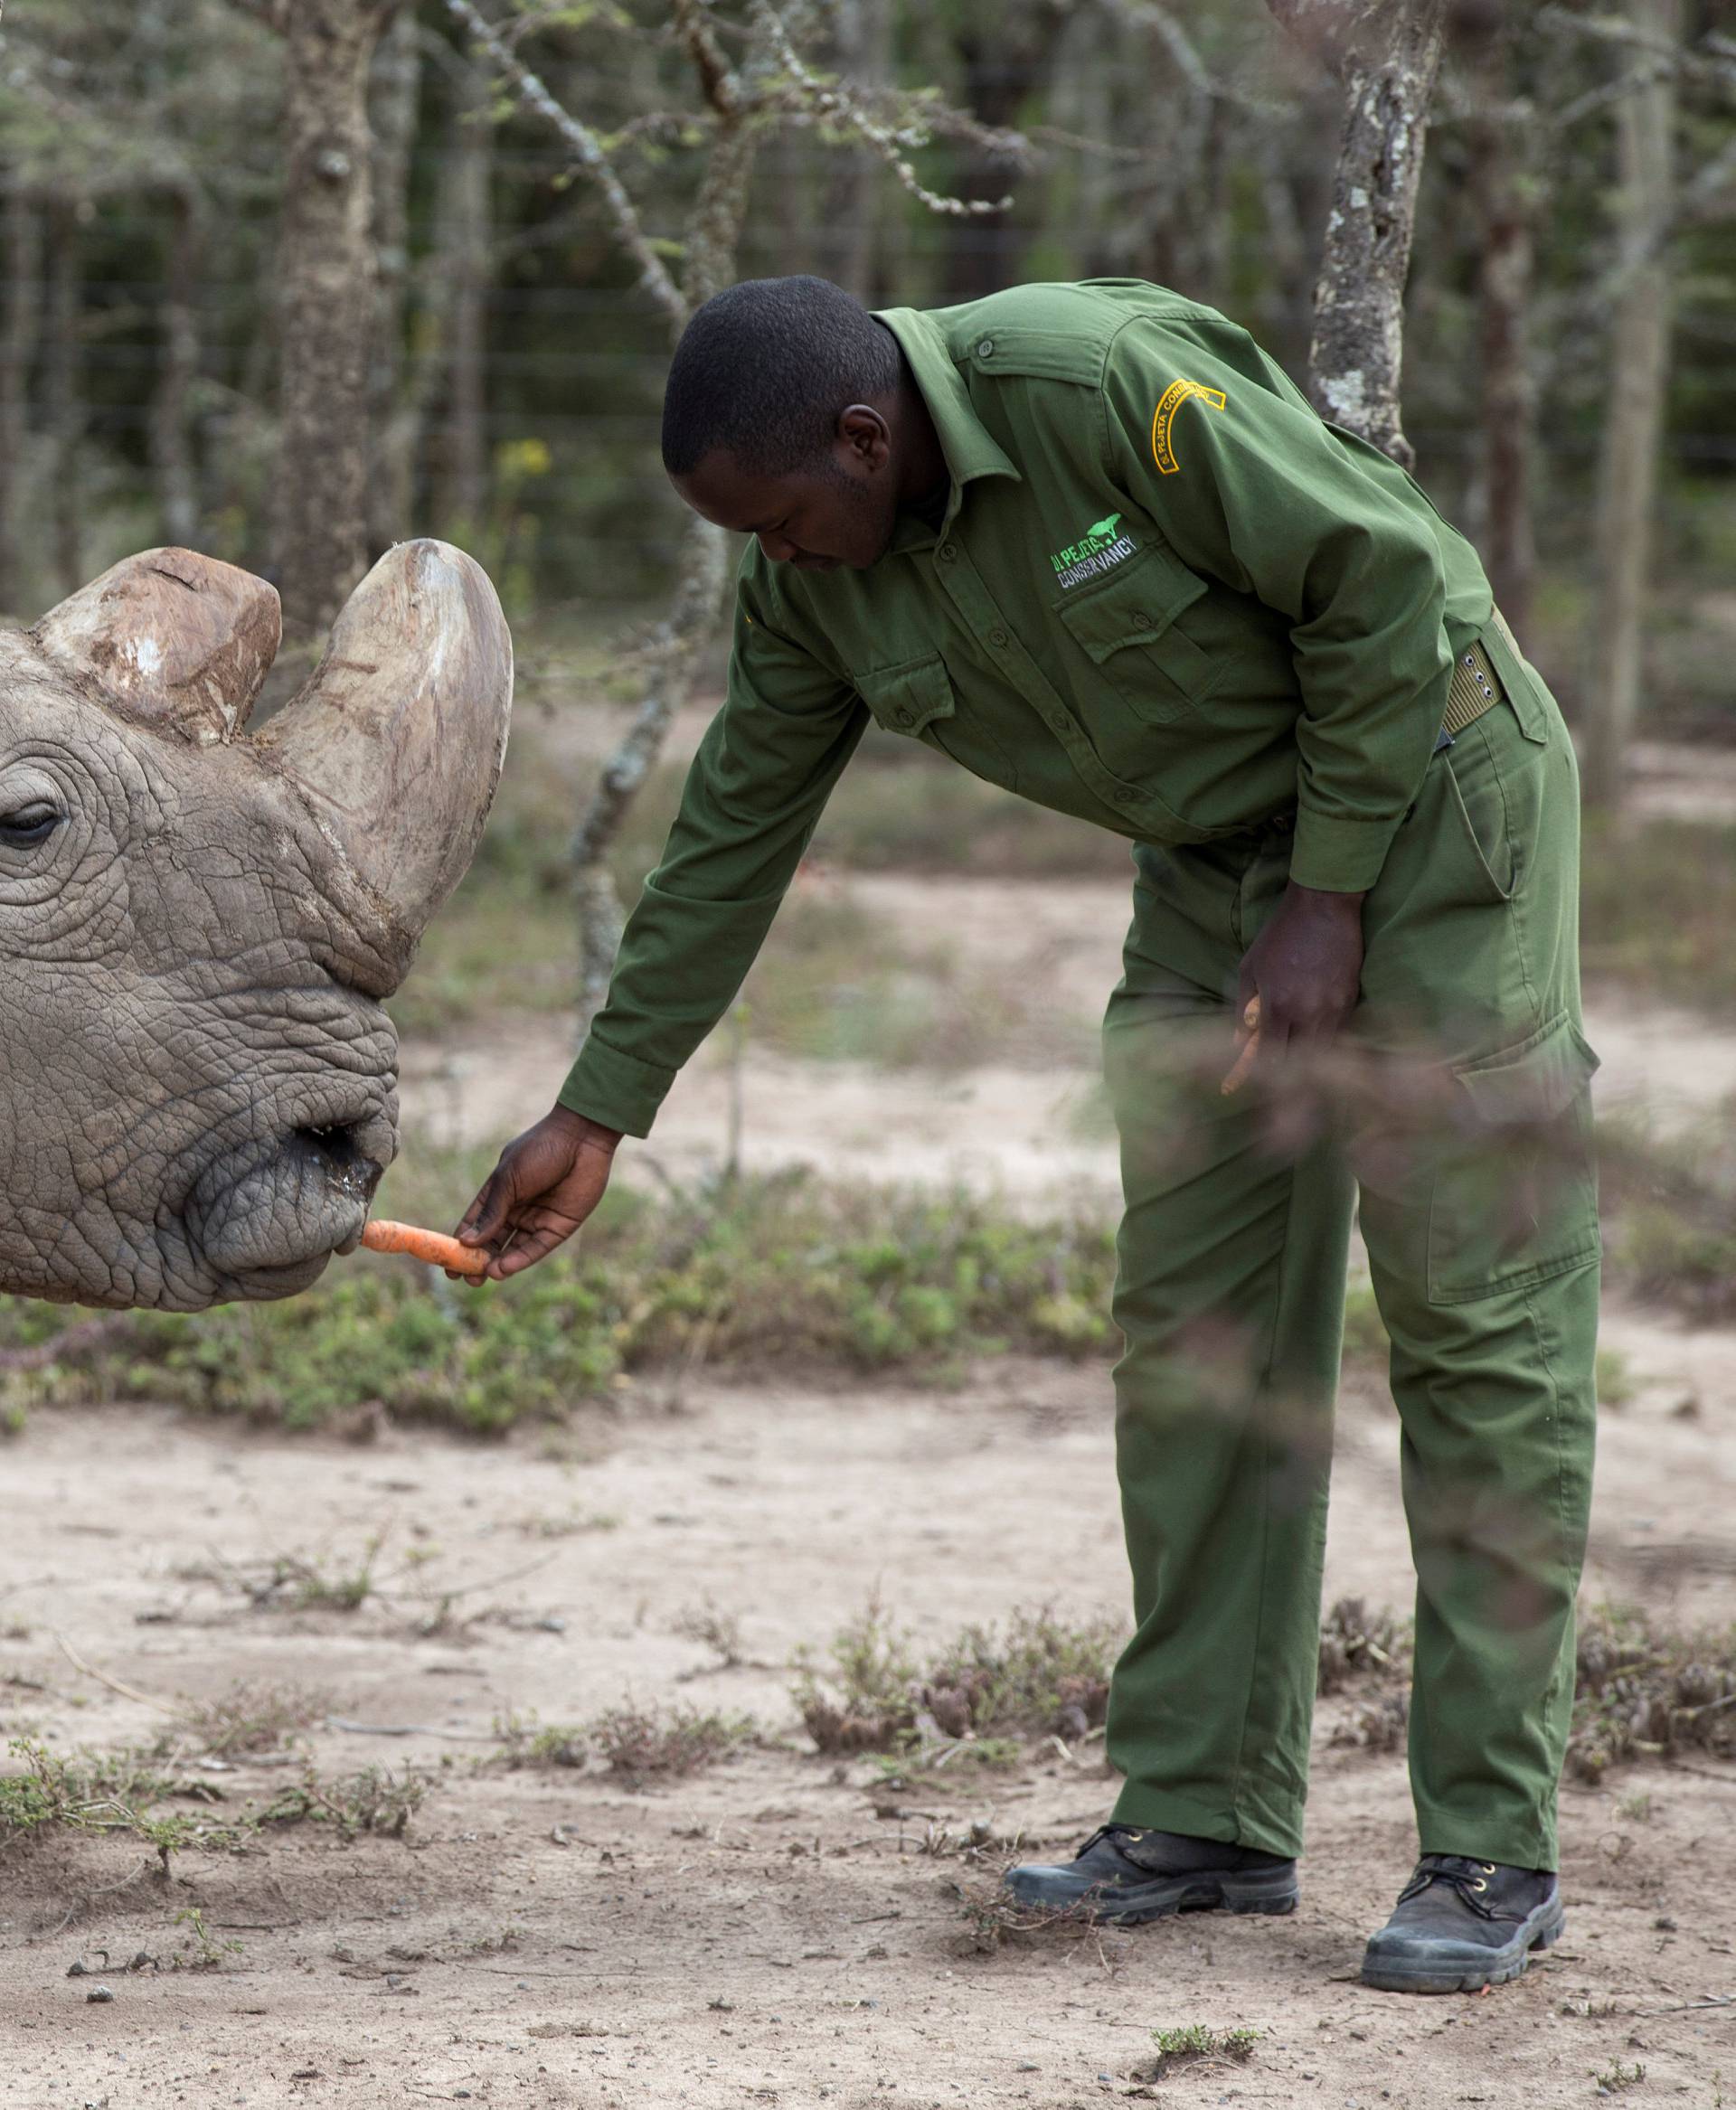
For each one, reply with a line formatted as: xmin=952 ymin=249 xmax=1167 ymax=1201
xmin=0 ymin=802 xmax=62 ymax=848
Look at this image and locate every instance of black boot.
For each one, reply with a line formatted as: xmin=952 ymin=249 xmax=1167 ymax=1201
xmin=1361 ymin=1855 xmax=1563 ymax=1992
xmin=1001 ymin=1824 xmax=1298 ymax=1925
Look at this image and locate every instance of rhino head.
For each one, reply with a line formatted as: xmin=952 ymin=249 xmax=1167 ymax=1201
xmin=0 ymin=540 xmax=512 ymax=1312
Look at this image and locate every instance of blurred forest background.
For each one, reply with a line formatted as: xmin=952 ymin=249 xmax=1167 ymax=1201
xmin=5 ymin=2 xmax=1735 ymax=715
xmin=6 ymin=0 xmax=1736 ymax=1135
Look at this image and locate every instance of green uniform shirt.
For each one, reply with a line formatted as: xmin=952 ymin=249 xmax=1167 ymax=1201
xmin=560 ymin=278 xmax=1495 ymax=1138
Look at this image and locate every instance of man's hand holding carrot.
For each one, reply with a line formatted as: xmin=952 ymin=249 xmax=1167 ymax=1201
xmin=452 ymin=1107 xmax=622 ymax=1282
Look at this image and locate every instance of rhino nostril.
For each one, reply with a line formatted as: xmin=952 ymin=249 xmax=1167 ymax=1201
xmin=292 ymin=1120 xmax=384 ymax=1201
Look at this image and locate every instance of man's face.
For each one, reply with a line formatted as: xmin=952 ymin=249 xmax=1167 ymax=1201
xmin=671 ymin=409 xmax=905 ymax=573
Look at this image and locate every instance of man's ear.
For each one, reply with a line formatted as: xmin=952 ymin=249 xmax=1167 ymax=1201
xmin=836 ymin=403 xmax=892 ymax=471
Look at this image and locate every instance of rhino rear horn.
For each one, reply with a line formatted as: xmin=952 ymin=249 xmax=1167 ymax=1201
xmin=33 ymin=548 xmax=282 ymax=744
xmin=256 ymin=540 xmax=513 ymax=959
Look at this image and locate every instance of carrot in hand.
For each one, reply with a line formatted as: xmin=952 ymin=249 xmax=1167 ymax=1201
xmin=360 ymin=1218 xmax=489 ymax=1275
xmin=1220 ymin=994 xmax=1261 ymax=1096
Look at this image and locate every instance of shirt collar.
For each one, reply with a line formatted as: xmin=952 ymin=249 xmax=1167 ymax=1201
xmin=873 ymin=306 xmax=1022 ymax=542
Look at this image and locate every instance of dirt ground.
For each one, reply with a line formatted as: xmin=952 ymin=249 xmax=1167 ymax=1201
xmin=6 ymin=834 xmax=1736 ymax=2109
xmin=2 ymin=1353 xmax=1733 ymax=2110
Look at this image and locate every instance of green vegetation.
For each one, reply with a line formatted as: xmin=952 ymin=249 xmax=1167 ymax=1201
xmin=1569 ymin=1604 xmax=1736 ymax=1784
xmin=794 ymin=1599 xmax=1122 ymax=1757
xmin=0 ymin=1736 xmax=422 ymax=1866
xmin=0 ymin=1166 xmax=1119 ymax=1435
xmin=1149 ymin=2024 xmax=1262 ymax=2077
xmin=1591 ymin=2060 xmax=1647 ymax=2094
xmin=172 ymin=1678 xmax=328 ymax=1757
xmin=498 ymin=1700 xmax=754 ymax=1785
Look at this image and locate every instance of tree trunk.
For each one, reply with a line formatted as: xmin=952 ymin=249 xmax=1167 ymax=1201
xmin=44 ymin=198 xmax=82 ymax=598
xmin=275 ymin=0 xmax=397 ymax=640
xmin=366 ymin=3 xmax=422 ymax=552
xmin=820 ymin=0 xmax=892 ymax=299
xmin=445 ymin=55 xmax=493 ymax=534
xmin=1467 ymin=42 xmax=1536 ymax=634
xmin=1268 ymin=0 xmax=1448 ymax=466
xmin=1583 ymin=0 xmax=1679 ymax=810
xmin=940 ymin=10 xmax=1062 ymax=304
xmin=0 ymin=185 xmax=42 ymax=615
xmin=149 ymin=184 xmax=203 ymax=550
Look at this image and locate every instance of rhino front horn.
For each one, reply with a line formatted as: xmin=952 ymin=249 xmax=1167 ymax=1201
xmin=257 ymin=541 xmax=513 ymax=966
xmin=33 ymin=547 xmax=282 ymax=744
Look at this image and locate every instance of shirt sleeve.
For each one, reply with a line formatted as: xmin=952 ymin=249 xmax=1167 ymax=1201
xmin=557 ymin=572 xmax=866 ymax=1137
xmin=1100 ymin=315 xmax=1456 ymax=893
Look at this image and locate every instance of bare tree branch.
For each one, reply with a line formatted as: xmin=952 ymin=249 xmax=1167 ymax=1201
xmin=443 ymin=0 xmax=688 ymax=329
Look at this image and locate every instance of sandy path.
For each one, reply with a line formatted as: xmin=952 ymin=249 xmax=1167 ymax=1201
xmin=401 ymin=866 xmax=1735 ymax=1205
xmin=1 ymin=1355 xmax=1732 ymax=2108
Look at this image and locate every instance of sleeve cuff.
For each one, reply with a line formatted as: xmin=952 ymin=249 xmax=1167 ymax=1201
xmin=1288 ymin=807 xmax=1402 ymax=893
xmin=556 ymin=1033 xmax=676 ymax=1140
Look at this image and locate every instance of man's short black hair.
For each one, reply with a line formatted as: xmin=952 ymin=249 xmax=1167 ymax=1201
xmin=661 ymin=275 xmax=901 ymax=480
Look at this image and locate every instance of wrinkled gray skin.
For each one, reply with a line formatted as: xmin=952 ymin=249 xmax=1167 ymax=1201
xmin=0 ymin=540 xmax=512 ymax=1312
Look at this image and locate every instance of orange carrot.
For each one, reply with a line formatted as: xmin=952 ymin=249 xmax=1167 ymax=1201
xmin=360 ymin=1218 xmax=489 ymax=1275
xmin=1220 ymin=994 xmax=1261 ymax=1097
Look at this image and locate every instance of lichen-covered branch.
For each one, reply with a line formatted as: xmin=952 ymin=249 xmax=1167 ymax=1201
xmin=1268 ymin=0 xmax=1446 ymax=467
xmin=444 ymin=0 xmax=688 ymax=332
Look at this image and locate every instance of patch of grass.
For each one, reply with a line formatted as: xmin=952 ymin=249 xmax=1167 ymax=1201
xmin=1591 ymin=2059 xmax=1647 ymax=2093
xmin=1317 ymin=1597 xmax=1410 ymax=1695
xmin=256 ymin=1763 xmax=425 ymax=1839
xmin=672 ymin=1601 xmax=744 ymax=1668
xmin=590 ymin=1701 xmax=755 ymax=1785
xmin=173 ymin=1679 xmax=328 ymax=1757
xmin=1569 ymin=1605 xmax=1736 ymax=1784
xmin=0 ymin=1738 xmax=241 ymax=1873
xmin=795 ymin=1599 xmax=1121 ymax=1760
xmin=0 ymin=1165 xmax=1120 ymax=1435
xmin=500 ymin=1701 xmax=753 ymax=1787
xmin=0 ymin=1736 xmax=428 ymax=1867
xmin=1596 ymin=1347 xmax=1636 ymax=1408
xmin=1148 ymin=2024 xmax=1261 ymax=2078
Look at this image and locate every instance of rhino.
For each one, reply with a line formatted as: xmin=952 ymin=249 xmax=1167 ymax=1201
xmin=0 ymin=540 xmax=512 ymax=1312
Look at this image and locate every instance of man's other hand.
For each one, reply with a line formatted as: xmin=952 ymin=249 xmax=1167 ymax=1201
xmin=452 ymin=1107 xmax=622 ymax=1282
xmin=1233 ymin=880 xmax=1365 ymax=1073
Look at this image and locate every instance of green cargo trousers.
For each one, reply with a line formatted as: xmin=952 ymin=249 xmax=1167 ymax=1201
xmin=1100 ymin=619 xmax=1600 ymax=1871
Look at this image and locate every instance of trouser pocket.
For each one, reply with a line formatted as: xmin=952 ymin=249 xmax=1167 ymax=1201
xmin=1427 ymin=1011 xmax=1601 ymax=1305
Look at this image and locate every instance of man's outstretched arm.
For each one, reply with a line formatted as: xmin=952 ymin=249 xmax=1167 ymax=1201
xmin=454 ymin=573 xmax=863 ymax=1278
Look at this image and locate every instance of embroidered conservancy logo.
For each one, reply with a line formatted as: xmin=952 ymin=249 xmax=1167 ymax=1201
xmin=1150 ymin=378 xmax=1227 ymax=475
xmin=1049 ymin=510 xmax=1137 ymax=591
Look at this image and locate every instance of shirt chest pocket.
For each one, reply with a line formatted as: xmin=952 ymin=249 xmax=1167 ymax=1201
xmin=854 ymin=654 xmax=958 ymax=740
xmin=1055 ymin=541 xmax=1225 ymax=726
xmin=852 ymin=654 xmax=1019 ymax=793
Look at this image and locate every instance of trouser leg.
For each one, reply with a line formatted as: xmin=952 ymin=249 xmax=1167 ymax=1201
xmin=1354 ymin=625 xmax=1599 ymax=1871
xmin=1102 ymin=841 xmax=1352 ymax=1858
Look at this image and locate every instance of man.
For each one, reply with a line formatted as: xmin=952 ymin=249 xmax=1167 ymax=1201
xmin=455 ymin=276 xmax=1599 ymax=1995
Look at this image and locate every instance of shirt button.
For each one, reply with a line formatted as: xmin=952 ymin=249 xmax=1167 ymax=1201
xmin=989 ymin=627 xmax=1008 ymax=647
xmin=977 ymin=338 xmax=994 ymax=356
xmin=894 ymin=708 xmax=914 ymax=726
xmin=1114 ymin=787 xmax=1137 ymax=805
xmin=939 ymin=543 xmax=957 ymax=562
xmin=1132 ymin=611 xmax=1154 ymax=629
xmin=1049 ymin=712 xmax=1069 ymax=730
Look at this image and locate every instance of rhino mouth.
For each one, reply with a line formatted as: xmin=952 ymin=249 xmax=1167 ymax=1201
xmin=187 ymin=1097 xmax=397 ymax=1297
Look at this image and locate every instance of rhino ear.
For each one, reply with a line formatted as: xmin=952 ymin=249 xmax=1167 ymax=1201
xmin=32 ymin=548 xmax=282 ymax=745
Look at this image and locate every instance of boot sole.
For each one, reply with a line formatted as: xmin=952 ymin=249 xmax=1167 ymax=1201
xmin=1359 ymin=1893 xmax=1565 ymax=1994
xmin=1004 ymin=1866 xmax=1299 ymax=1927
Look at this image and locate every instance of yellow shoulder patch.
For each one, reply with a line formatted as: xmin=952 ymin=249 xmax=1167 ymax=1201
xmin=1150 ymin=379 xmax=1228 ymax=476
